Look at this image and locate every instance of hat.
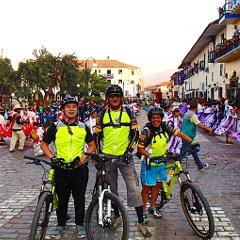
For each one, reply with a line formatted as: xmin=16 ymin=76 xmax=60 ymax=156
xmin=172 ymin=107 xmax=180 ymax=113
xmin=13 ymin=104 xmax=23 ymax=111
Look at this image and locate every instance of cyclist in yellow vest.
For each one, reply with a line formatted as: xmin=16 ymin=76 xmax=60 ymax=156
xmin=137 ymin=107 xmax=193 ymax=221
xmin=41 ymin=97 xmax=96 ymax=239
xmin=95 ymin=84 xmax=152 ymax=237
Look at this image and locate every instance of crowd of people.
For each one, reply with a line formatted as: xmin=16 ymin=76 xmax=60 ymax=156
xmin=0 ymin=87 xmax=239 ymax=238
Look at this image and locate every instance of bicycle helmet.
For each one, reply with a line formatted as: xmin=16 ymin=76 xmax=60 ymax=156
xmin=61 ymin=96 xmax=78 ymax=108
xmin=106 ymin=84 xmax=123 ymax=97
xmin=148 ymin=107 xmax=164 ymax=121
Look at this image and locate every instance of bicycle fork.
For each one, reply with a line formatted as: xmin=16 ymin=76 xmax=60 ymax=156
xmin=98 ymin=185 xmax=111 ymax=226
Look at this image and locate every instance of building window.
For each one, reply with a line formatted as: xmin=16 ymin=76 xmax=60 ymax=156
xmin=118 ymin=69 xmax=122 ymax=74
xmin=98 ymin=69 xmax=101 ymax=73
xmin=131 ymin=70 xmax=134 ymax=75
xmin=118 ymin=79 xmax=122 ymax=84
xmin=220 ymin=64 xmax=223 ymax=76
xmin=221 ymin=33 xmax=225 ymax=43
xmin=130 ymin=80 xmax=134 ymax=84
xmin=94 ymin=69 xmax=97 ymax=73
xmin=107 ymin=69 xmax=111 ymax=74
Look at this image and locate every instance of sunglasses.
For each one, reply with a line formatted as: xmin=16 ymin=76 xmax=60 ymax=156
xmin=108 ymin=94 xmax=122 ymax=98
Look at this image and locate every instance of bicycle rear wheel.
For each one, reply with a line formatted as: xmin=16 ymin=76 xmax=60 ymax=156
xmin=30 ymin=191 xmax=52 ymax=240
xmin=85 ymin=192 xmax=129 ymax=240
xmin=180 ymin=181 xmax=215 ymax=239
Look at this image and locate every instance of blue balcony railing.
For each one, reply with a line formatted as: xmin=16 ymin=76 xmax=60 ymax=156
xmin=219 ymin=0 xmax=240 ymax=23
xmin=232 ymin=0 xmax=240 ymax=13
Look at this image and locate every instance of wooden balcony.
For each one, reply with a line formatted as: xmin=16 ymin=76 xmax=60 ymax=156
xmin=215 ymin=44 xmax=240 ymax=63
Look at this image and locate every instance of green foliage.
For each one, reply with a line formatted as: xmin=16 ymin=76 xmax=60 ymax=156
xmin=0 ymin=56 xmax=15 ymax=94
xmin=2 ymin=47 xmax=108 ymax=101
xmin=85 ymin=95 xmax=104 ymax=103
xmin=90 ymin=73 xmax=110 ymax=96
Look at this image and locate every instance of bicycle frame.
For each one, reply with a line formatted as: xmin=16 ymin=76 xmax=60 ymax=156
xmin=91 ymin=156 xmax=113 ymax=227
xmin=162 ymin=159 xmax=192 ymax=201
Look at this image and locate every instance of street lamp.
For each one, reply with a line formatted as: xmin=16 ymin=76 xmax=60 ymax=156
xmin=84 ymin=57 xmax=98 ymax=95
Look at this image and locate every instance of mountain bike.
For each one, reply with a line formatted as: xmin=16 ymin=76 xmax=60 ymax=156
xmin=24 ymin=155 xmax=56 ymax=240
xmin=85 ymin=153 xmax=130 ymax=240
xmin=152 ymin=148 xmax=215 ymax=240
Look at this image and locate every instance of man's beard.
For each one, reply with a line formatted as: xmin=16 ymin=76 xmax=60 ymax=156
xmin=110 ymin=104 xmax=121 ymax=110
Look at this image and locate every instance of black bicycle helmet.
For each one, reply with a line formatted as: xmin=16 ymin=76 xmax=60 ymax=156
xmin=61 ymin=96 xmax=78 ymax=108
xmin=148 ymin=107 xmax=164 ymax=121
xmin=106 ymin=84 xmax=123 ymax=97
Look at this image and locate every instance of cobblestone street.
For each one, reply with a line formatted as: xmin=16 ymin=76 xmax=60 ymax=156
xmin=0 ymin=110 xmax=240 ymax=240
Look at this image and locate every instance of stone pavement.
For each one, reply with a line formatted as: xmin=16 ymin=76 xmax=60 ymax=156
xmin=0 ymin=110 xmax=240 ymax=239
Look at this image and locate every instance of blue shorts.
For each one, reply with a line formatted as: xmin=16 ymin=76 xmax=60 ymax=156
xmin=140 ymin=161 xmax=167 ymax=186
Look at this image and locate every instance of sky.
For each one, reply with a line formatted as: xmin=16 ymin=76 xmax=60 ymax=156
xmin=0 ymin=0 xmax=224 ymax=78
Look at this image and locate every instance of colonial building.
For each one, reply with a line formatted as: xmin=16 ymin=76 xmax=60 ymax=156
xmin=215 ymin=0 xmax=240 ymax=99
xmin=80 ymin=59 xmax=144 ymax=98
xmin=173 ymin=0 xmax=240 ymax=100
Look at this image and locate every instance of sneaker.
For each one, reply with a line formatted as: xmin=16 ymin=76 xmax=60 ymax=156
xmin=143 ymin=212 xmax=149 ymax=223
xmin=148 ymin=207 xmax=162 ymax=218
xmin=51 ymin=225 xmax=65 ymax=239
xmin=111 ymin=216 xmax=123 ymax=230
xmin=137 ymin=222 xmax=152 ymax=237
xmin=76 ymin=225 xmax=86 ymax=238
xmin=199 ymin=163 xmax=209 ymax=172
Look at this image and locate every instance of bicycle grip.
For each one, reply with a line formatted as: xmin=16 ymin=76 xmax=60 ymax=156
xmin=26 ymin=162 xmax=34 ymax=165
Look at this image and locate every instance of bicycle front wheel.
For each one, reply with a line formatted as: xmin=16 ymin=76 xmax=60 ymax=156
xmin=180 ymin=181 xmax=215 ymax=239
xmin=30 ymin=191 xmax=52 ymax=240
xmin=85 ymin=192 xmax=129 ymax=240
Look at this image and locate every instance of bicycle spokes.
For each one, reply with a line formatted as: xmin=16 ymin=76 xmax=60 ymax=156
xmin=181 ymin=182 xmax=215 ymax=239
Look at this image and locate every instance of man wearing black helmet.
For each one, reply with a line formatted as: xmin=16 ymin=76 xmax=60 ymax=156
xmin=41 ymin=96 xmax=96 ymax=239
xmin=95 ymin=85 xmax=152 ymax=237
xmin=137 ymin=107 xmax=193 ymax=221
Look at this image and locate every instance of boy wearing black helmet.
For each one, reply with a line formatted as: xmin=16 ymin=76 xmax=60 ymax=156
xmin=41 ymin=96 xmax=96 ymax=239
xmin=137 ymin=107 xmax=193 ymax=220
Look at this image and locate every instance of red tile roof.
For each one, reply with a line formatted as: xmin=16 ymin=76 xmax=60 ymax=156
xmin=78 ymin=59 xmax=138 ymax=69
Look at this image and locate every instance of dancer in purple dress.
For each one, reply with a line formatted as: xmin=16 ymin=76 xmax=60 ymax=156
xmin=203 ymin=104 xmax=220 ymax=130
xmin=215 ymin=102 xmax=238 ymax=144
xmin=179 ymin=101 xmax=188 ymax=115
xmin=167 ymin=108 xmax=182 ymax=154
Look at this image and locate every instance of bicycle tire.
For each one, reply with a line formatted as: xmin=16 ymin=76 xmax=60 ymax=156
xmin=30 ymin=191 xmax=52 ymax=240
xmin=85 ymin=191 xmax=129 ymax=240
xmin=180 ymin=181 xmax=215 ymax=239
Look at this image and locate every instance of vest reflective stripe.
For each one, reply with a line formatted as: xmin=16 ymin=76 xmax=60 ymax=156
xmin=181 ymin=110 xmax=197 ymax=139
xmin=150 ymin=132 xmax=168 ymax=166
xmin=55 ymin=122 xmax=86 ymax=163
xmin=102 ymin=110 xmax=130 ymax=155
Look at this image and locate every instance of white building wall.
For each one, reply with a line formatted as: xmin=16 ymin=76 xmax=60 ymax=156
xmin=92 ymin=67 xmax=142 ymax=97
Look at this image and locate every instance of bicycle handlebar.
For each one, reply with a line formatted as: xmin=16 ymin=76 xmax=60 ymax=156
xmin=24 ymin=155 xmax=53 ymax=167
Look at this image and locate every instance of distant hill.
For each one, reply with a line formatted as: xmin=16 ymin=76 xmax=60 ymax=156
xmin=144 ymin=69 xmax=176 ymax=87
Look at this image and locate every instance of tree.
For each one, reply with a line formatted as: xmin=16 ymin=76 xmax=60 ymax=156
xmin=16 ymin=48 xmax=56 ymax=101
xmin=0 ymin=55 xmax=15 ymax=96
xmin=90 ymin=73 xmax=109 ymax=97
xmin=59 ymin=54 xmax=84 ymax=96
